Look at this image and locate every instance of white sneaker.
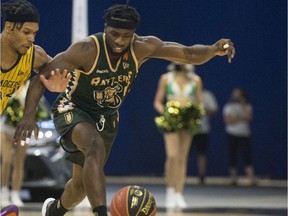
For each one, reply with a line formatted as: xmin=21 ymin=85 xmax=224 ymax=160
xmin=11 ymin=191 xmax=24 ymax=207
xmin=175 ymin=193 xmax=187 ymax=209
xmin=1 ymin=187 xmax=10 ymax=208
xmin=41 ymin=198 xmax=55 ymax=216
xmin=165 ymin=187 xmax=176 ymax=209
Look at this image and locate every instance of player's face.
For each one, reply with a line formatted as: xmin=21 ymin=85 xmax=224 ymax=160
xmin=105 ymin=26 xmax=135 ymax=56
xmin=9 ymin=22 xmax=39 ymax=55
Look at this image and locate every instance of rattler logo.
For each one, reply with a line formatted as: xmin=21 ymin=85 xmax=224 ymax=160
xmin=93 ymin=84 xmax=123 ymax=108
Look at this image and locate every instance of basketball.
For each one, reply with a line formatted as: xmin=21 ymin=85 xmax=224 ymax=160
xmin=110 ymin=185 xmax=157 ymax=216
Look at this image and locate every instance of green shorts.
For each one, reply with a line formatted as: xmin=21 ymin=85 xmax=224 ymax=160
xmin=52 ymin=107 xmax=119 ymax=167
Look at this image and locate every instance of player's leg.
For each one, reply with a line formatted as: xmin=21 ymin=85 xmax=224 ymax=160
xmin=42 ymin=163 xmax=86 ymax=216
xmin=71 ymin=122 xmax=107 ymax=215
xmin=10 ymin=143 xmax=29 ymax=206
xmin=0 ymin=131 xmax=13 ymax=207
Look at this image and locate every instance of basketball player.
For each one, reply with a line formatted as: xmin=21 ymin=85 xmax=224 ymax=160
xmin=0 ymin=0 xmax=50 ymax=207
xmin=0 ymin=0 xmax=48 ymax=114
xmin=13 ymin=3 xmax=235 ymax=216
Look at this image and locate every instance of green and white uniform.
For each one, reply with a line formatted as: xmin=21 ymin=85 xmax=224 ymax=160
xmin=52 ymin=32 xmax=139 ymax=166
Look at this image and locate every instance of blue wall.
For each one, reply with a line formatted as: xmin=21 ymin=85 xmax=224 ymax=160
xmin=6 ymin=0 xmax=286 ymax=179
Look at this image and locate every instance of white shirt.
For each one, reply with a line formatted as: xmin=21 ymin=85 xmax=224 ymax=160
xmin=223 ymin=102 xmax=252 ymax=136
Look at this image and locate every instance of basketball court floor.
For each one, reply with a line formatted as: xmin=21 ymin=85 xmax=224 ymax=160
xmin=7 ymin=176 xmax=288 ymax=216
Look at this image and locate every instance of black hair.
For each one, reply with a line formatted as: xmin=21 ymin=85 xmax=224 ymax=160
xmin=229 ymin=87 xmax=250 ymax=103
xmin=1 ymin=0 xmax=40 ymax=25
xmin=174 ymin=64 xmax=185 ymax=71
xmin=103 ymin=4 xmax=140 ymax=29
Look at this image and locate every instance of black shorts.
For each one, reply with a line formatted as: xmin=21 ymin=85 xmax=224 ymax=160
xmin=53 ymin=107 xmax=119 ymax=167
xmin=226 ymin=133 xmax=252 ymax=167
xmin=191 ymin=133 xmax=209 ymax=155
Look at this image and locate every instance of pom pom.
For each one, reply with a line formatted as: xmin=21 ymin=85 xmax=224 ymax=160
xmin=155 ymin=101 xmax=205 ymax=135
xmin=3 ymin=97 xmax=50 ymax=127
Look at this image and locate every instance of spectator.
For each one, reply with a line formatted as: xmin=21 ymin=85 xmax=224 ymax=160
xmin=223 ymin=87 xmax=256 ymax=186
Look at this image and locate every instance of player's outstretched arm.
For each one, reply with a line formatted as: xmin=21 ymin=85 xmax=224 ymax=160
xmin=39 ymin=37 xmax=96 ymax=92
xmin=13 ymin=75 xmax=44 ymax=145
xmin=13 ymin=37 xmax=96 ymax=145
xmin=136 ymin=36 xmax=235 ymax=65
xmin=13 ymin=45 xmax=50 ymax=145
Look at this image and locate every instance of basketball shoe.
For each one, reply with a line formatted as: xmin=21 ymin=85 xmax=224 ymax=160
xmin=41 ymin=198 xmax=55 ymax=216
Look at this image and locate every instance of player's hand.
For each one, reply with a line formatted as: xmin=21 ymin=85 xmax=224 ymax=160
xmin=13 ymin=117 xmax=39 ymax=146
xmin=213 ymin=39 xmax=235 ymax=63
xmin=40 ymin=68 xmax=71 ymax=92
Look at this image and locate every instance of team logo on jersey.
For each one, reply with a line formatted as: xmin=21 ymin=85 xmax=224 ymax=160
xmin=93 ymin=84 xmax=123 ymax=108
xmin=18 ymin=70 xmax=25 ymax=76
xmin=64 ymin=112 xmax=73 ymax=124
xmin=123 ymin=62 xmax=130 ymax=69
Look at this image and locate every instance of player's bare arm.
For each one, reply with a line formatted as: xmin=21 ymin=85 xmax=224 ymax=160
xmin=39 ymin=37 xmax=97 ymax=92
xmin=33 ymin=45 xmax=52 ymax=72
xmin=134 ymin=35 xmax=235 ymax=65
xmin=14 ymin=38 xmax=98 ymax=144
xmin=13 ymin=45 xmax=51 ymax=144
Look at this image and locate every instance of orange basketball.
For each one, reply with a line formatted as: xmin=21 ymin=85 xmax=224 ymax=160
xmin=110 ymin=185 xmax=157 ymax=216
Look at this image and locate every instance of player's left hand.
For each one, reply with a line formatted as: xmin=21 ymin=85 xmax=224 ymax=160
xmin=213 ymin=39 xmax=235 ymax=63
xmin=40 ymin=68 xmax=71 ymax=92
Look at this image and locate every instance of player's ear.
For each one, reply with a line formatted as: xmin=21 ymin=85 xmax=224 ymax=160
xmin=4 ymin=22 xmax=14 ymax=32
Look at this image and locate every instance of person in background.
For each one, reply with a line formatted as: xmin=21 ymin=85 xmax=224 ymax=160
xmin=223 ymin=87 xmax=256 ymax=186
xmin=191 ymin=86 xmax=218 ymax=184
xmin=0 ymin=81 xmax=50 ymax=207
xmin=154 ymin=63 xmax=203 ymax=209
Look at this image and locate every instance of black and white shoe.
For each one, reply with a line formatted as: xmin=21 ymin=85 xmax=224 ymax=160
xmin=41 ymin=198 xmax=55 ymax=216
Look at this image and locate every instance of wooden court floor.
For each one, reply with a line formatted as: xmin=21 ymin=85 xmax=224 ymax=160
xmin=4 ymin=176 xmax=288 ymax=216
xmin=16 ymin=211 xmax=281 ymax=216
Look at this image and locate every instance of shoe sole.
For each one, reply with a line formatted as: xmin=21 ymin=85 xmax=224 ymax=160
xmin=41 ymin=198 xmax=55 ymax=216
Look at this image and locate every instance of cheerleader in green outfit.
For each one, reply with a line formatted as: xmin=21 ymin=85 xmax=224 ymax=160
xmin=154 ymin=63 xmax=204 ymax=209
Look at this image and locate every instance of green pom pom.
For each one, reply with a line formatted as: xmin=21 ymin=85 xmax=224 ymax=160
xmin=3 ymin=97 xmax=51 ymax=127
xmin=155 ymin=101 xmax=204 ymax=135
